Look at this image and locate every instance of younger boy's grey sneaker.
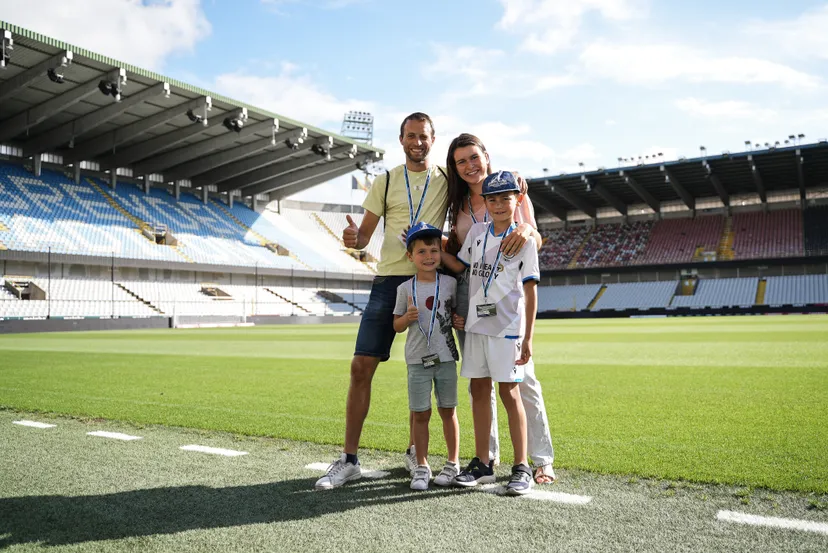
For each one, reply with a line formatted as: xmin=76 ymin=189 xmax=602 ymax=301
xmin=403 ymin=445 xmax=417 ymax=476
xmin=505 ymin=464 xmax=534 ymax=496
xmin=453 ymin=457 xmax=496 ymax=487
xmin=410 ymin=465 xmax=432 ymax=491
xmin=433 ymin=462 xmax=459 ymax=487
xmin=314 ymin=454 xmax=361 ymax=490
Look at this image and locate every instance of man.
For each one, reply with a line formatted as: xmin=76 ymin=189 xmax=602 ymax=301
xmin=315 ymin=112 xmax=449 ymax=490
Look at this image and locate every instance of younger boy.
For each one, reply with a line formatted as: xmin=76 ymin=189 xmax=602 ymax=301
xmin=393 ymin=222 xmax=464 ymax=491
xmin=441 ymin=171 xmax=540 ymax=496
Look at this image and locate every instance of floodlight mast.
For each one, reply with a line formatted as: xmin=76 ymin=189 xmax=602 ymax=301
xmin=340 ymin=110 xmax=374 ymax=145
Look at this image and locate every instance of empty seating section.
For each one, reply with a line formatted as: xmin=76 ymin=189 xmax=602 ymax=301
xmin=592 ymin=281 xmax=677 ymax=310
xmin=671 ymin=277 xmax=758 ymax=308
xmin=120 ymin=281 xmax=247 ymax=318
xmin=0 ymin=163 xmax=181 ymax=262
xmin=539 ymin=227 xmax=589 ymax=269
xmin=574 ymin=221 xmax=653 ymax=268
xmin=537 ymin=284 xmax=601 ymax=311
xmin=277 ymin=208 xmax=370 ymax=273
xmin=732 ymin=210 xmax=803 ymax=260
xmin=804 ymin=206 xmax=828 ymax=256
xmin=639 ymin=216 xmax=723 ymax=265
xmin=763 ymin=275 xmax=828 ymax=305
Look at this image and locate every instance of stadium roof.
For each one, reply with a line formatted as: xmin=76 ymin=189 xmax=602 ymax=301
xmin=527 ymin=142 xmax=828 ymax=221
xmin=0 ymin=22 xmax=383 ymax=202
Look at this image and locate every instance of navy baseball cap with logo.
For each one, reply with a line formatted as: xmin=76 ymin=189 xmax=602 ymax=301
xmin=406 ymin=222 xmax=443 ymax=248
xmin=482 ymin=170 xmax=520 ymax=196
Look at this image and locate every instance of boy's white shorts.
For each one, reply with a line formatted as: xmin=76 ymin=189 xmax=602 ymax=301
xmin=461 ymin=332 xmax=526 ymax=383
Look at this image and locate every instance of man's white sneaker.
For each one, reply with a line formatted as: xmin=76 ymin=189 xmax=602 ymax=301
xmin=410 ymin=465 xmax=431 ymax=491
xmin=403 ymin=445 xmax=417 ymax=476
xmin=314 ymin=454 xmax=361 ymax=490
xmin=433 ymin=462 xmax=459 ymax=487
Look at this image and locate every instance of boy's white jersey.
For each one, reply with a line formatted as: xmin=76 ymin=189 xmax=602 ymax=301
xmin=457 ymin=222 xmax=540 ymax=338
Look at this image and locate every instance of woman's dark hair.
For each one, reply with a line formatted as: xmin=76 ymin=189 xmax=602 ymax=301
xmin=445 ymin=134 xmax=492 ymax=254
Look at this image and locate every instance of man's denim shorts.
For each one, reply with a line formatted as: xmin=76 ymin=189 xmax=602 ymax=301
xmin=354 ymin=275 xmax=410 ymax=361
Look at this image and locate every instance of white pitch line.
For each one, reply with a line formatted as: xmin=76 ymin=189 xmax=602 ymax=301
xmin=305 ymin=462 xmax=390 ymax=479
xmin=13 ymin=420 xmax=56 ymax=429
xmin=180 ymin=444 xmax=248 ymax=457
xmin=478 ymin=484 xmax=592 ymax=504
xmin=717 ymin=510 xmax=828 ymax=536
xmin=87 ymin=431 xmax=143 ymax=441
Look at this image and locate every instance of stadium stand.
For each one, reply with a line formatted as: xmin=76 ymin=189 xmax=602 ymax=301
xmin=731 ymin=209 xmax=803 ymax=260
xmin=671 ymin=277 xmax=758 ymax=308
xmin=637 ymin=215 xmax=724 ymax=265
xmin=804 ymin=205 xmax=828 ymax=257
xmin=591 ymin=281 xmax=677 ymax=311
xmin=538 ymin=227 xmax=590 ymax=269
xmin=537 ymin=284 xmax=602 ymax=312
xmin=573 ymin=221 xmax=653 ymax=268
xmin=763 ymin=275 xmax=828 ymax=306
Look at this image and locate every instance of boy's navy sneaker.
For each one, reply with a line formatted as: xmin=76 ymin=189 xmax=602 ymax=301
xmin=505 ymin=463 xmax=534 ymax=496
xmin=452 ymin=457 xmax=495 ymax=487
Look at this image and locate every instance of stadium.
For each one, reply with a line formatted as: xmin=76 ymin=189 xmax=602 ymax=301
xmin=1 ymin=21 xmax=827 ymax=553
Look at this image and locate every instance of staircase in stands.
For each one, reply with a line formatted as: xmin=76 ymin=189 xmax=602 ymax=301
xmin=567 ymin=228 xmax=594 ymax=270
xmin=755 ymin=278 xmax=767 ymax=305
xmin=586 ymin=285 xmax=606 ymax=310
xmin=264 ymin=287 xmax=311 ymax=314
xmin=86 ymin=178 xmax=194 ymax=263
xmin=717 ymin=216 xmax=735 ymax=261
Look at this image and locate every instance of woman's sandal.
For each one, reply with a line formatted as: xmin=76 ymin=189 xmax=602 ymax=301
xmin=534 ymin=464 xmax=556 ymax=484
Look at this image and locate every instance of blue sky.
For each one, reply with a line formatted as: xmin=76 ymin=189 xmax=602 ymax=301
xmin=2 ymin=0 xmax=827 ymax=205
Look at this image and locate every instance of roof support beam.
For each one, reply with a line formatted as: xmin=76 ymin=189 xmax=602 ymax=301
xmin=22 ymin=82 xmax=170 ymax=157
xmin=544 ymin=180 xmax=596 ymax=218
xmin=0 ymin=50 xmax=73 ymax=103
xmin=132 ymin=117 xmax=277 ymax=177
xmin=528 ymin=191 xmax=569 ymax=221
xmin=660 ymin=166 xmax=695 ymax=210
xmin=0 ymin=67 xmax=125 ymax=143
xmin=63 ymin=96 xmax=211 ymax=165
xmin=99 ymin=108 xmax=244 ymax=171
xmin=701 ymin=161 xmax=730 ymax=207
xmin=620 ymin=171 xmax=660 ymax=213
xmin=583 ymin=175 xmax=626 ymax=215
xmin=226 ymin=144 xmax=356 ymax=196
xmin=247 ymin=154 xmax=358 ymax=198
xmin=795 ymin=149 xmax=806 ymax=202
xmin=191 ymin=133 xmax=322 ymax=189
xmin=164 ymin=127 xmax=307 ymax=182
xmin=746 ymin=155 xmax=767 ymax=204
xmin=270 ymin=165 xmax=362 ymax=202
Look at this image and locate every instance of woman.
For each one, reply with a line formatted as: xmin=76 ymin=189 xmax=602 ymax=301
xmin=444 ymin=133 xmax=556 ymax=484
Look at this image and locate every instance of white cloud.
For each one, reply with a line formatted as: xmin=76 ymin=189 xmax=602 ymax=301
xmin=497 ymin=0 xmax=647 ymax=54
xmin=213 ymin=63 xmax=375 ymax=129
xmin=0 ymin=0 xmax=210 ymax=70
xmin=579 ymin=41 xmax=820 ymax=89
xmin=745 ymin=5 xmax=828 ymax=60
xmin=675 ymin=97 xmax=778 ymax=122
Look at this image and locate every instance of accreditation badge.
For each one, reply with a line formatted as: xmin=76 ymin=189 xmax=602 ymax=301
xmin=476 ymin=303 xmax=497 ymax=317
xmin=421 ymin=353 xmax=440 ymax=368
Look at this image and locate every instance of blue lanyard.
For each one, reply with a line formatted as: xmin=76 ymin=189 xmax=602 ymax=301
xmin=480 ymin=222 xmax=515 ymax=298
xmin=404 ymin=166 xmax=432 ymax=226
xmin=412 ymin=274 xmax=440 ymax=349
xmin=468 ymin=194 xmax=488 ymax=224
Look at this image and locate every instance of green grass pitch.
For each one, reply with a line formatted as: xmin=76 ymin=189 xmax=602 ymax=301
xmin=1 ymin=315 xmax=826 ymax=493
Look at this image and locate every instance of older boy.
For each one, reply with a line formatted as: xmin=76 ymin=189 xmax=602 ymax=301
xmin=442 ymin=171 xmax=540 ymax=496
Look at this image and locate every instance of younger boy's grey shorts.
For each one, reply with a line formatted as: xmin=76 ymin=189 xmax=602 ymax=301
xmin=407 ymin=360 xmax=458 ymax=412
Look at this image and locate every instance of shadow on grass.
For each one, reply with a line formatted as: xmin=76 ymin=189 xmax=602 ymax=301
xmin=0 ymin=475 xmax=454 ymax=548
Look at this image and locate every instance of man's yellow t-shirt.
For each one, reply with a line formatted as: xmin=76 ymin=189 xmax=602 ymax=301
xmin=362 ymin=164 xmax=448 ymax=276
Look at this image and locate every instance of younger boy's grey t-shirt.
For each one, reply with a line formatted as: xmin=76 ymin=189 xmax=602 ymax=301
xmin=393 ymin=274 xmax=459 ymax=365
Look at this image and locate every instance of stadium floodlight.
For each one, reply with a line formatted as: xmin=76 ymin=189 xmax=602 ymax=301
xmin=98 ymin=68 xmax=127 ymax=102
xmin=186 ymin=109 xmax=203 ymax=124
xmin=311 ymin=142 xmax=331 ymax=160
xmin=754 ymin=143 xmax=760 ymax=149
xmin=699 ymin=145 xmax=707 ymax=156
xmin=46 ymin=51 xmax=72 ymax=84
xmin=284 ymin=137 xmax=303 ymax=150
xmin=1 ymin=29 xmax=12 ymax=69
xmin=223 ymin=108 xmax=248 ymax=133
xmin=788 ymin=134 xmax=796 ymax=141
xmin=798 ymin=133 xmax=805 ymax=141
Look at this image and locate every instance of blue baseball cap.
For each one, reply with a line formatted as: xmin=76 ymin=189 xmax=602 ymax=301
xmin=482 ymin=170 xmax=520 ymax=196
xmin=406 ymin=222 xmax=442 ymax=248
